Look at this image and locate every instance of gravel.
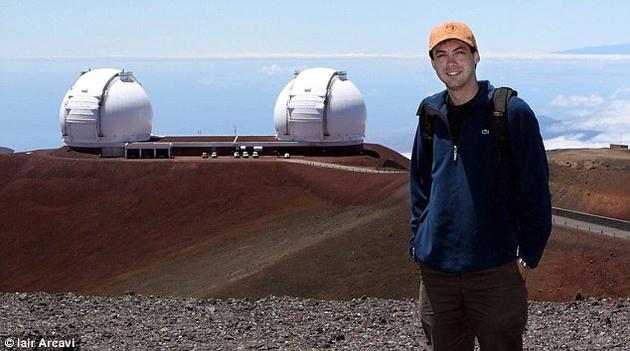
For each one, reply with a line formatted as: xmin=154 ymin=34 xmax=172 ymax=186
xmin=1 ymin=293 xmax=628 ymax=350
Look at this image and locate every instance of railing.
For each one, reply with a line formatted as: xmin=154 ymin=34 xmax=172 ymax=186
xmin=552 ymin=208 xmax=630 ymax=240
xmin=552 ymin=207 xmax=630 ymax=231
xmin=281 ymin=159 xmax=407 ymax=174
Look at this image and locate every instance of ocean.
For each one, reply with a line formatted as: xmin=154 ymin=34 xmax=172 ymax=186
xmin=1 ymin=56 xmax=630 ymax=154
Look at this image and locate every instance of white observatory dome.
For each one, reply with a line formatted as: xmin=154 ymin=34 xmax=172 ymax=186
xmin=274 ymin=67 xmax=366 ymax=144
xmin=59 ymin=68 xmax=152 ymax=148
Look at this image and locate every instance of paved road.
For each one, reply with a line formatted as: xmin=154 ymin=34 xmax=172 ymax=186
xmin=552 ymin=215 xmax=630 ymax=240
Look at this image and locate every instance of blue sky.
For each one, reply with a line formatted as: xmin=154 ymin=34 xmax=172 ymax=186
xmin=1 ymin=1 xmax=630 ymax=58
xmin=1 ymin=1 xmax=630 ymax=153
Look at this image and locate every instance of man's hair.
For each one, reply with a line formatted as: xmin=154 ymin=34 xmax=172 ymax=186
xmin=429 ymin=43 xmax=477 ymax=60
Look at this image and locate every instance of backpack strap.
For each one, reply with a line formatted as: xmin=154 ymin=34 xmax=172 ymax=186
xmin=417 ymin=102 xmax=435 ymax=162
xmin=490 ymin=87 xmax=518 ymax=213
xmin=417 ymin=88 xmax=519 ymax=215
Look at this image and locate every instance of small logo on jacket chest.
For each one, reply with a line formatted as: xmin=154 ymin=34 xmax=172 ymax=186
xmin=481 ymin=129 xmax=490 ymax=135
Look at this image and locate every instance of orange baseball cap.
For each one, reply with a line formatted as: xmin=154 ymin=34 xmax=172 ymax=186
xmin=428 ymin=22 xmax=477 ymax=53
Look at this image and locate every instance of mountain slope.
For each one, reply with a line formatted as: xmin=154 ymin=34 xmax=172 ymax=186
xmin=1 ymin=146 xmax=629 ymax=301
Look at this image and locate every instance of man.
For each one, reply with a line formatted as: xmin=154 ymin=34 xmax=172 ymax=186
xmin=409 ymin=22 xmax=551 ymax=351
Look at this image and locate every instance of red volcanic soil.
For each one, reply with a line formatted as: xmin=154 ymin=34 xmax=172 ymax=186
xmin=529 ymin=226 xmax=630 ymax=300
xmin=548 ymin=148 xmax=630 ymax=220
xmin=0 ymin=146 xmax=628 ymax=301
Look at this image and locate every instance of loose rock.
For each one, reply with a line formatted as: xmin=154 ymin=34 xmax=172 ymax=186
xmin=0 ymin=293 xmax=628 ymax=350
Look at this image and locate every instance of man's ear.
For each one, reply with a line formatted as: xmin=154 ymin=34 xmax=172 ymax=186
xmin=474 ymin=51 xmax=480 ymax=64
xmin=430 ymin=58 xmax=437 ymax=70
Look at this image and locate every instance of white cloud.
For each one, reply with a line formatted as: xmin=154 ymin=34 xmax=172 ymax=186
xmin=544 ymin=134 xmax=607 ymax=150
xmin=567 ymin=109 xmax=592 ymax=117
xmin=544 ymin=94 xmax=630 ymax=149
xmin=259 ymin=63 xmax=307 ymax=76
xmin=551 ymin=94 xmax=604 ymax=107
xmin=403 ymin=93 xmax=630 ymax=151
xmin=610 ymin=87 xmax=630 ymax=99
xmin=260 ymin=64 xmax=284 ymax=76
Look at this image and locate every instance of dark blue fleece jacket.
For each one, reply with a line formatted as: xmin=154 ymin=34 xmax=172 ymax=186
xmin=409 ymin=81 xmax=551 ymax=272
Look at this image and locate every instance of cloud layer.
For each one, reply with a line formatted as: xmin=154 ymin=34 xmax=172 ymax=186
xmin=543 ymin=91 xmax=630 ymax=149
xmin=551 ymin=94 xmax=603 ymax=107
xmin=259 ymin=63 xmax=309 ymax=76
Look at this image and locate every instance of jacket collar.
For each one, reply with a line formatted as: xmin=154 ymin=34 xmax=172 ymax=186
xmin=423 ymin=80 xmax=495 ymax=115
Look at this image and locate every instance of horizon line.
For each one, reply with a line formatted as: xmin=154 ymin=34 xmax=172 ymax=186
xmin=2 ymin=52 xmax=630 ymax=61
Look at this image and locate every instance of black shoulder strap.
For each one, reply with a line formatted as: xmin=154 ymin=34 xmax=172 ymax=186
xmin=416 ymin=102 xmax=435 ymax=165
xmin=490 ymin=87 xmax=518 ymax=213
xmin=492 ymin=87 xmax=516 ymax=117
xmin=417 ymin=103 xmax=434 ymax=141
xmin=491 ymin=87 xmax=517 ymax=144
xmin=417 ymin=88 xmax=519 ymax=212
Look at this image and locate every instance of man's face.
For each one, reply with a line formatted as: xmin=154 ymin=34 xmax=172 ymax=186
xmin=430 ymin=39 xmax=480 ymax=91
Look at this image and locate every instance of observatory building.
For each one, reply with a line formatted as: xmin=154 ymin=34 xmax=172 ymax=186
xmin=60 ymin=67 xmax=369 ymax=158
xmin=274 ymin=68 xmax=366 ymax=144
xmin=0 ymin=147 xmax=14 ymax=155
xmin=59 ymin=68 xmax=153 ymax=157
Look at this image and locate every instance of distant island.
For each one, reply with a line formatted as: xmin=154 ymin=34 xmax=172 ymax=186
xmin=556 ymin=42 xmax=630 ymax=55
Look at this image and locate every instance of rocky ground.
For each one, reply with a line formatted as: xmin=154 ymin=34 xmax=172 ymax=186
xmin=1 ymin=293 xmax=628 ymax=350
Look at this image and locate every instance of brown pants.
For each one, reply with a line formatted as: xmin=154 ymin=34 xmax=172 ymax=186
xmin=418 ymin=261 xmax=528 ymax=351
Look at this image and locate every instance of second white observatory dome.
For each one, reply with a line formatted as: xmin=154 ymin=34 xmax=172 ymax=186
xmin=59 ymin=68 xmax=153 ymax=148
xmin=274 ymin=68 xmax=366 ymax=144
